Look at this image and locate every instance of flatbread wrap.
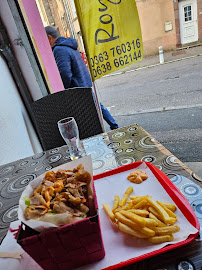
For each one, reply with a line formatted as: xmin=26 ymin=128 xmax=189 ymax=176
xmin=24 ymin=164 xmax=93 ymax=226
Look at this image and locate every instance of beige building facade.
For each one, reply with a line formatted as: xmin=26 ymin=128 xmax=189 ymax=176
xmin=35 ymin=0 xmax=84 ymax=51
xmin=136 ymin=0 xmax=177 ymax=55
xmin=136 ymin=0 xmax=202 ymax=55
xmin=36 ymin=0 xmax=202 ymax=56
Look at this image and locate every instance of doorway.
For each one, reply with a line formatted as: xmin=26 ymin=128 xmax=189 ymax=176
xmin=179 ymin=0 xmax=198 ymax=44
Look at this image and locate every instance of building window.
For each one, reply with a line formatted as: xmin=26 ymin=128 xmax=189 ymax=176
xmin=69 ymin=0 xmax=77 ymax=19
xmin=184 ymin=5 xmax=192 ymax=22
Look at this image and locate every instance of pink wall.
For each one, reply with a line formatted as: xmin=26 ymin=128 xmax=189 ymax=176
xmin=21 ymin=0 xmax=64 ymax=93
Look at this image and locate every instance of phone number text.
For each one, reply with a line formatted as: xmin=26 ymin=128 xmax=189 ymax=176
xmin=91 ymin=39 xmax=142 ymax=78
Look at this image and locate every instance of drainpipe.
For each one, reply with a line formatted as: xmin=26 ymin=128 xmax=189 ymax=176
xmin=62 ymin=0 xmax=77 ymax=40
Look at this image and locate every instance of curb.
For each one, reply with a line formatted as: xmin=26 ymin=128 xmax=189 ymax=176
xmin=109 ymin=104 xmax=202 ymax=117
xmin=103 ymin=53 xmax=202 ymax=78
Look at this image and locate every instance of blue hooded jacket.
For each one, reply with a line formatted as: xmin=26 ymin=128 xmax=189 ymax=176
xmin=52 ymin=37 xmax=92 ymax=89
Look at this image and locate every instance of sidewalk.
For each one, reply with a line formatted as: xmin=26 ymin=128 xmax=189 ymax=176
xmin=104 ymin=43 xmax=202 ymax=180
xmin=107 ymin=42 xmax=202 ymax=75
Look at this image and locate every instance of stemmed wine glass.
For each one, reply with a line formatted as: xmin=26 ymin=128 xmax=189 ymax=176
xmin=57 ymin=117 xmax=85 ymax=160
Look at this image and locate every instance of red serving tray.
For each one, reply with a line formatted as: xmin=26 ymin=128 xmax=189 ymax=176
xmin=93 ymin=161 xmax=200 ymax=270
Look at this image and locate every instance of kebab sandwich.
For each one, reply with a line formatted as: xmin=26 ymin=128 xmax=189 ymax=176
xmin=24 ymin=164 xmax=94 ymax=226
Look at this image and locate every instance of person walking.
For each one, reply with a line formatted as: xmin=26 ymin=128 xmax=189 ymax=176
xmin=45 ymin=26 xmax=119 ymax=130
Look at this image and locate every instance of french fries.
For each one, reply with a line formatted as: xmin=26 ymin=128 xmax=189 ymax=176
xmin=112 ymin=195 xmax=120 ymax=212
xmin=157 ymin=201 xmax=177 ymax=218
xmin=158 ymin=201 xmax=176 ymax=212
xmin=119 ymin=187 xmax=133 ymax=207
xmin=128 ymin=209 xmax=149 ymax=217
xmin=132 ymin=199 xmax=148 ymax=209
xmin=118 ymin=222 xmax=149 ymax=238
xmin=149 ymin=212 xmax=166 ymax=227
xmin=153 ymin=225 xmax=180 ymax=235
xmin=147 ymin=197 xmax=171 ymax=224
xmin=120 ymin=210 xmax=147 ymax=227
xmin=103 ymin=187 xmax=180 ymax=244
xmin=149 ymin=234 xmax=174 ymax=244
xmin=103 ymin=204 xmax=115 ymax=222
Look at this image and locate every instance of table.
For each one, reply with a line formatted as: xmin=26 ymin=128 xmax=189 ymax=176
xmin=0 ymin=124 xmax=201 ymax=270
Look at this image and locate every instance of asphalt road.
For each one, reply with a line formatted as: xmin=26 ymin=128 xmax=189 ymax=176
xmin=95 ymin=56 xmax=202 ymax=162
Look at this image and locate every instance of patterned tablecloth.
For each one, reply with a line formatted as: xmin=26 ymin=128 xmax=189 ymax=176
xmin=0 ymin=124 xmax=201 ymax=269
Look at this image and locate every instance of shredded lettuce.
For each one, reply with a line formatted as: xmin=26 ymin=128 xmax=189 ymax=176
xmin=24 ymin=197 xmax=30 ymax=206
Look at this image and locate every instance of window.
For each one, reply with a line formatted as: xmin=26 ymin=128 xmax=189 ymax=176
xmin=184 ymin=5 xmax=192 ymax=22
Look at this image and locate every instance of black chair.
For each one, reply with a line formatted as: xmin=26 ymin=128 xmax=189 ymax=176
xmin=31 ymin=88 xmax=104 ymax=151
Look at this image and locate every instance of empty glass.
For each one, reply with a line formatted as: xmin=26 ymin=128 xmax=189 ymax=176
xmin=57 ymin=117 xmax=85 ymax=160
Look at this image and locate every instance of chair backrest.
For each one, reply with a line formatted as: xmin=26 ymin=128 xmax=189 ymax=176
xmin=31 ymin=88 xmax=104 ymax=151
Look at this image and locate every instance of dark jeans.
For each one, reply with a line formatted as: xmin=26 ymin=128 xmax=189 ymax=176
xmin=91 ymin=89 xmax=119 ymax=130
xmin=100 ymin=103 xmax=119 ymax=130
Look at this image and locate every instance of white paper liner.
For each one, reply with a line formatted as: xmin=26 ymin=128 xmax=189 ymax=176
xmin=0 ymin=220 xmax=43 ymax=270
xmin=18 ymin=155 xmax=93 ymax=232
xmin=77 ymin=162 xmax=199 ymax=270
